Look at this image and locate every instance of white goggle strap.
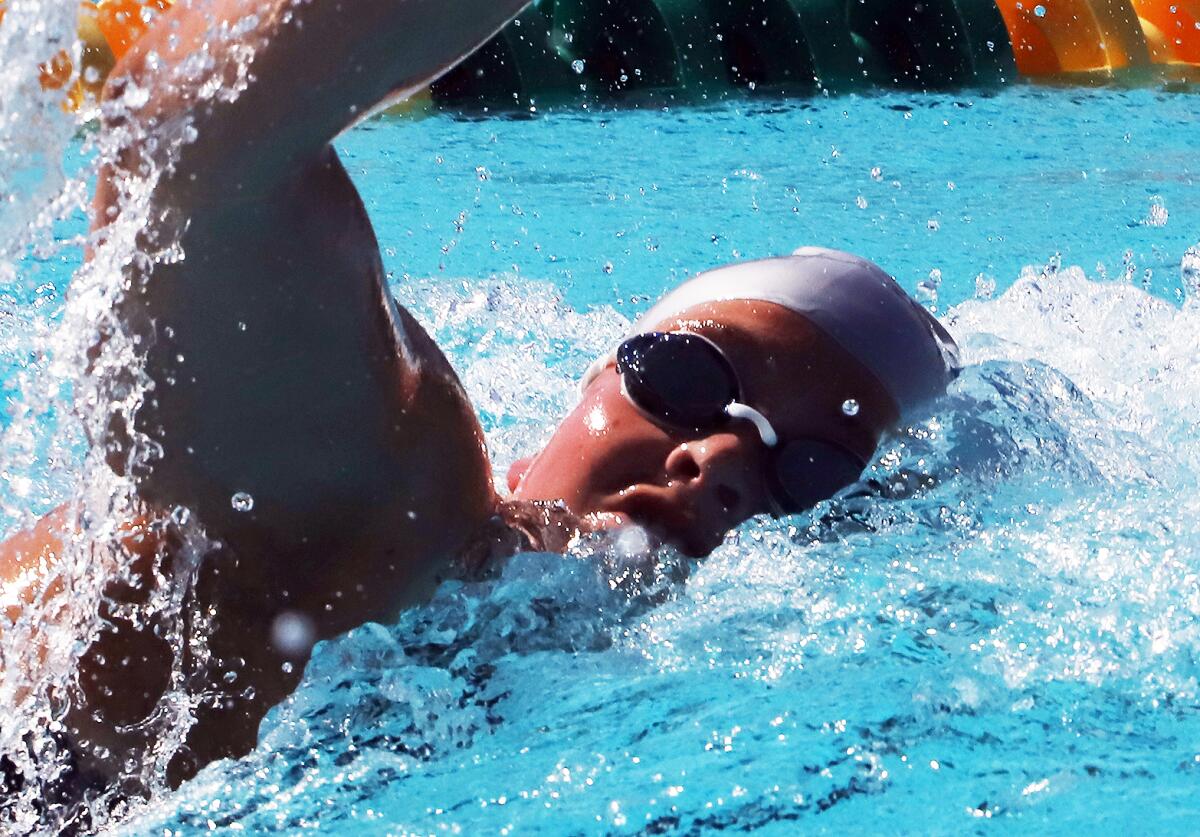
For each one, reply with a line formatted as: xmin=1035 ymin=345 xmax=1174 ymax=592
xmin=725 ymin=402 xmax=778 ymax=448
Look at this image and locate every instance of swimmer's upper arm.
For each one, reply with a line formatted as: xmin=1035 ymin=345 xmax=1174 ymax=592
xmin=89 ymin=0 xmax=507 ymax=580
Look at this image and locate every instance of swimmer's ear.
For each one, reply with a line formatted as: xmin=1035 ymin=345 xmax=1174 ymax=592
xmin=507 ymin=456 xmax=535 ymax=493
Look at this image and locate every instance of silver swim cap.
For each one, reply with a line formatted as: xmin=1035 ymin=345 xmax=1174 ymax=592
xmin=597 ymin=247 xmax=959 ymax=418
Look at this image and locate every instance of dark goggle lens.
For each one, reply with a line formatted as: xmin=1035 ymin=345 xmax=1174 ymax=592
xmin=616 ymin=332 xmax=739 ymax=429
xmin=769 ymin=439 xmax=867 ymax=514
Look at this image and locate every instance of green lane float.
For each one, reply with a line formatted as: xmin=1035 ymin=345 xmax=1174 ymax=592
xmin=434 ymin=0 xmax=1021 ymax=107
xmin=707 ymin=0 xmax=820 ymax=92
xmin=431 ymin=4 xmax=576 ymax=109
xmin=845 ymin=0 xmax=1016 ymax=88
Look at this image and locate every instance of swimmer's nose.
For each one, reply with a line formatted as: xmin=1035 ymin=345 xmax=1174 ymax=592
xmin=664 ymin=433 xmax=764 ymax=529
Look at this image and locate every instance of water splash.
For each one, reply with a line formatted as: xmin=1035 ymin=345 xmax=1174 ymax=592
xmin=0 ymin=1 xmax=269 ymax=830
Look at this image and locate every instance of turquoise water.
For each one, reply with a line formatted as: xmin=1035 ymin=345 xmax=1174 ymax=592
xmin=4 ymin=85 xmax=1200 ymax=832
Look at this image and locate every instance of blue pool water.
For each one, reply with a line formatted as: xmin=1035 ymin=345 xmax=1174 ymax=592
xmin=3 ymin=72 xmax=1200 ymax=834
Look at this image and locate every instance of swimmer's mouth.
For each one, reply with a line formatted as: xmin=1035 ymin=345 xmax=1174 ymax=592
xmin=599 ymin=489 xmax=714 ymax=558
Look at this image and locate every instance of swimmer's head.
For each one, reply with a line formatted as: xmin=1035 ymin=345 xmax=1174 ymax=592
xmin=511 ymin=248 xmax=959 ymax=557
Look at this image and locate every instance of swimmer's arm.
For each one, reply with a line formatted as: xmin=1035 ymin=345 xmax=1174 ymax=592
xmin=87 ymin=0 xmax=519 ymax=600
xmin=100 ymin=0 xmax=532 ymax=195
xmin=0 ymin=509 xmax=70 ymax=623
xmin=0 ymin=508 xmax=160 ymax=626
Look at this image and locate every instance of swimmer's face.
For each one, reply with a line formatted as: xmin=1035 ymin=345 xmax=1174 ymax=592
xmin=510 ymin=300 xmax=898 ymax=557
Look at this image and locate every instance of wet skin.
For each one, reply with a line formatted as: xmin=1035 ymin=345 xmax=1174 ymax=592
xmin=512 ymin=299 xmax=898 ymax=557
xmin=0 ymin=0 xmax=901 ymax=801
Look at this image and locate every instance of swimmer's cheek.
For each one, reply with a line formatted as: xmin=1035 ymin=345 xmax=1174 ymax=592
xmin=579 ymin=511 xmax=635 ymax=534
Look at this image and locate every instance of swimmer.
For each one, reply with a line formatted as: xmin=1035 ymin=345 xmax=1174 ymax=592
xmin=0 ymin=0 xmax=957 ymax=813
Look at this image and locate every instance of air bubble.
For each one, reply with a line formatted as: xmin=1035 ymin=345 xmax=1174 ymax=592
xmin=1034 ymin=4 xmax=1046 ymax=16
xmin=842 ymin=399 xmax=861 ymax=417
xmin=571 ymin=59 xmax=586 ymax=75
xmin=231 ymin=491 xmax=254 ymax=512
xmin=271 ymin=611 xmax=316 ymax=656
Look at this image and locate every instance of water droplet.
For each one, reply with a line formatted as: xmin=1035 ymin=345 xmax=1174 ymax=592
xmin=842 ymin=399 xmax=861 ymax=417
xmin=231 ymin=491 xmax=254 ymax=512
xmin=1181 ymin=245 xmax=1200 ymax=301
xmin=1144 ymin=196 xmax=1169 ymax=228
xmin=571 ymin=59 xmax=586 ymax=75
xmin=271 ymin=610 xmax=316 ymax=656
xmin=1034 ymin=4 xmax=1046 ymax=16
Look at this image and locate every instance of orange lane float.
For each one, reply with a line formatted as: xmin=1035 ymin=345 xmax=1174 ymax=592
xmin=95 ymin=0 xmax=172 ymax=59
xmin=0 ymin=0 xmax=170 ymax=109
xmin=993 ymin=0 xmax=1150 ymax=75
xmin=1132 ymin=0 xmax=1200 ymax=64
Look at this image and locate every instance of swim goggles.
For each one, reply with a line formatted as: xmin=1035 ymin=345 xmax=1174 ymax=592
xmin=581 ymin=331 xmax=868 ymax=516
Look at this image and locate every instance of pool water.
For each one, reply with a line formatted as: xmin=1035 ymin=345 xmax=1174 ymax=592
xmin=3 ymin=25 xmax=1200 ymax=835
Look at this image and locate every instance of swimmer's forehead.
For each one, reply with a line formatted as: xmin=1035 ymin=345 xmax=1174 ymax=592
xmin=649 ymin=299 xmax=826 ymax=356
